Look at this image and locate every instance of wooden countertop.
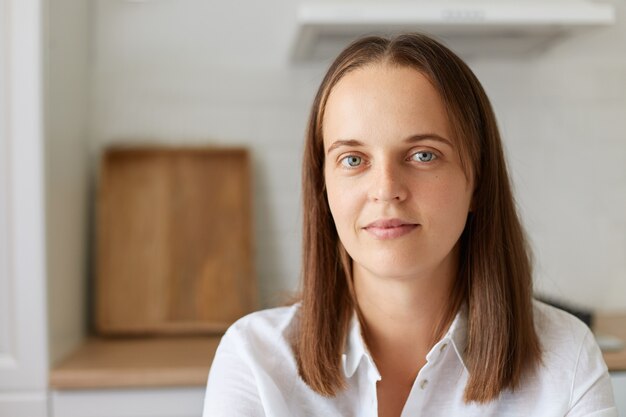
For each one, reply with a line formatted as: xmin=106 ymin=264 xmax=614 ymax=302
xmin=49 ymin=313 xmax=626 ymax=390
xmin=594 ymin=312 xmax=626 ymax=372
xmin=50 ymin=336 xmax=221 ymax=389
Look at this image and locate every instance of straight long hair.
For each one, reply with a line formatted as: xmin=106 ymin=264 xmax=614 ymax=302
xmin=296 ymin=33 xmax=541 ymax=403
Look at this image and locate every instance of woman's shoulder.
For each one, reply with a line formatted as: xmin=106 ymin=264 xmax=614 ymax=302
xmin=530 ymin=301 xmax=615 ymax=413
xmin=532 ymin=299 xmax=606 ymax=376
xmin=532 ymin=299 xmax=592 ymax=345
xmin=532 ymin=299 xmax=595 ymax=357
xmin=221 ymin=303 xmax=301 ymax=352
xmin=204 ymin=305 xmax=303 ymax=416
xmin=227 ymin=303 xmax=299 ymax=331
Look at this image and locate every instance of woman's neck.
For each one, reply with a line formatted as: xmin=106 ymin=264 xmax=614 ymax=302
xmin=352 ymin=247 xmax=461 ymax=417
xmin=352 ymin=247 xmax=459 ymax=370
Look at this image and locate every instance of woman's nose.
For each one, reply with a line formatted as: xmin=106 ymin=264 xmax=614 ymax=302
xmin=369 ymin=163 xmax=408 ymax=203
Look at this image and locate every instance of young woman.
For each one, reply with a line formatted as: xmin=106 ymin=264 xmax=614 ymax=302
xmin=203 ymin=33 xmax=617 ymax=416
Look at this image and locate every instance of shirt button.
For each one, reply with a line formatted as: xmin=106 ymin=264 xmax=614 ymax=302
xmin=420 ymin=379 xmax=428 ymax=390
xmin=440 ymin=343 xmax=448 ymax=353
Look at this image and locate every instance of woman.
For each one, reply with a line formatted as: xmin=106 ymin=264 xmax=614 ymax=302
xmin=203 ymin=33 xmax=616 ymax=416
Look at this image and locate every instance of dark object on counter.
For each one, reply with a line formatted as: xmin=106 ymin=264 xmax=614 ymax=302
xmin=536 ymin=295 xmax=594 ymax=328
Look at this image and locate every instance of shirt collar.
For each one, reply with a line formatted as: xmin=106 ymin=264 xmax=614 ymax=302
xmin=341 ymin=311 xmax=370 ymax=378
xmin=341 ymin=304 xmax=468 ymax=379
xmin=446 ymin=303 xmax=468 ymax=369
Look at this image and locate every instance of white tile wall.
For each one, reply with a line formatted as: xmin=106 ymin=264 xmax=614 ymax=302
xmin=88 ymin=0 xmax=626 ymax=311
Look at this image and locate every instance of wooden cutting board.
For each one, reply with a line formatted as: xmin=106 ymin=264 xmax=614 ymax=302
xmin=95 ymin=146 xmax=255 ymax=335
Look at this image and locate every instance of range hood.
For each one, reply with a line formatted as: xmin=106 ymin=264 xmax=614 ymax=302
xmin=291 ymin=1 xmax=616 ymax=61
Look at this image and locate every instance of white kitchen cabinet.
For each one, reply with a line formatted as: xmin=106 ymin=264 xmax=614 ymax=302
xmin=51 ymin=388 xmax=205 ymax=417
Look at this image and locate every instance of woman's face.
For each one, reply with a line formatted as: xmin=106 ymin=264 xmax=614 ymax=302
xmin=322 ymin=64 xmax=474 ymax=281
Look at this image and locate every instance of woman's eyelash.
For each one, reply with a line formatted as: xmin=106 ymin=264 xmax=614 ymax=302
xmin=338 ymin=151 xmax=437 ymax=168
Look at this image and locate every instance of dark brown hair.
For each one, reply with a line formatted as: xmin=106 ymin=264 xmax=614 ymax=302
xmin=296 ymin=33 xmax=541 ymax=403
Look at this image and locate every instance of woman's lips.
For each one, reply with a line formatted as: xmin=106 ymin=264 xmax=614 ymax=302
xmin=363 ymin=219 xmax=419 ymax=240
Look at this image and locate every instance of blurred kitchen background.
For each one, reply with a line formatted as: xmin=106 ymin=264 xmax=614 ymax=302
xmin=2 ymin=0 xmax=626 ymax=415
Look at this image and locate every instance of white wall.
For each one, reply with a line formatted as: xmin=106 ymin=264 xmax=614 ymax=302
xmin=87 ymin=0 xmax=626 ymax=311
xmin=45 ymin=0 xmax=92 ymax=364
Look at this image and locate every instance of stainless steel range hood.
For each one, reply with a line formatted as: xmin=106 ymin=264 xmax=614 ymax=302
xmin=291 ymin=1 xmax=616 ymax=61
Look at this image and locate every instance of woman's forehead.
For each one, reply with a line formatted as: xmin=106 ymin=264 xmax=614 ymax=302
xmin=322 ymin=64 xmax=453 ymax=148
xmin=320 ymin=63 xmax=476 ymax=182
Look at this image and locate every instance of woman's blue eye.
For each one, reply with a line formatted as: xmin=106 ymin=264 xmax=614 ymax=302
xmin=412 ymin=151 xmax=436 ymax=162
xmin=341 ymin=155 xmax=362 ymax=167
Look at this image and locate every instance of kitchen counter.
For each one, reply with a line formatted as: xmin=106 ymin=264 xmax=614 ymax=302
xmin=594 ymin=312 xmax=626 ymax=371
xmin=50 ymin=336 xmax=220 ymax=389
xmin=50 ymin=313 xmax=626 ymax=389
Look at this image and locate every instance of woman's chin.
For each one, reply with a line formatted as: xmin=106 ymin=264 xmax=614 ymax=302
xmin=355 ymin=260 xmax=430 ymax=281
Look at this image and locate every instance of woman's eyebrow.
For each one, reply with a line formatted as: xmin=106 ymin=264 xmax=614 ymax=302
xmin=405 ymin=133 xmax=454 ymax=148
xmin=326 ymin=139 xmax=364 ymax=155
xmin=326 ymin=134 xmax=453 ymax=155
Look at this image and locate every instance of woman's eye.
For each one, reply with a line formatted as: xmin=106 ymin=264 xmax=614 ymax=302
xmin=341 ymin=155 xmax=362 ymax=168
xmin=411 ymin=151 xmax=437 ymax=163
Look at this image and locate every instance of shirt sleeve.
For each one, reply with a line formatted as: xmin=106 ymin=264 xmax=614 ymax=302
xmin=566 ymin=328 xmax=618 ymax=417
xmin=202 ymin=327 xmax=266 ymax=417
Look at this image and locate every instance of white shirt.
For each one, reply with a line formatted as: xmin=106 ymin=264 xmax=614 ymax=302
xmin=203 ymin=301 xmax=617 ymax=416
